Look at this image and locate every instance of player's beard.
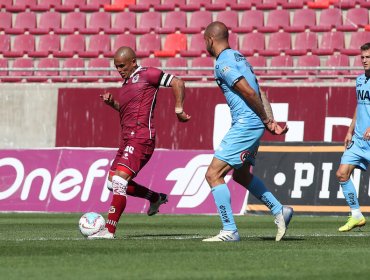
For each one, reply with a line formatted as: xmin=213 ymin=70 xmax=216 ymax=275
xmin=206 ymin=42 xmax=216 ymax=57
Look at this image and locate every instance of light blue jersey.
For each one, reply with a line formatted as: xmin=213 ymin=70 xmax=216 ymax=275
xmin=340 ymin=74 xmax=370 ymax=170
xmin=214 ymin=48 xmax=265 ymax=168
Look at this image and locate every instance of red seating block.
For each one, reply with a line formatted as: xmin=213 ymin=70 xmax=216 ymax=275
xmin=268 ymin=55 xmax=294 ymax=76
xmin=60 ymin=58 xmax=85 ymax=82
xmin=154 ymin=33 xmax=187 ymax=57
xmin=154 ymin=0 xmax=186 ymax=11
xmin=106 ymin=12 xmax=136 ymax=34
xmin=182 ymin=11 xmax=212 ymax=34
xmin=337 ymin=8 xmax=369 ymax=31
xmin=285 ymin=9 xmax=316 ymax=32
xmin=80 ymin=0 xmax=110 ymax=12
xmin=82 ymin=58 xmax=111 ymax=82
xmin=5 ymin=12 xmax=36 ymax=35
xmin=180 ymin=0 xmax=211 ymax=12
xmin=54 ymin=34 xmax=85 ymax=58
xmin=136 ymin=34 xmax=161 ymax=57
xmin=351 ymin=55 xmax=364 ymax=76
xmin=109 ymin=34 xmax=137 ymax=57
xmin=281 ymin=0 xmax=305 ymax=9
xmin=55 ymin=12 xmax=86 ymax=34
xmin=3 ymin=34 xmax=35 ymax=58
xmin=0 ymin=34 xmax=10 ymax=54
xmin=158 ymin=11 xmax=186 ymax=34
xmin=247 ymin=56 xmax=266 ymax=75
xmin=0 ymin=12 xmax=12 ymax=32
xmin=233 ymin=10 xmax=264 ymax=33
xmin=30 ymin=0 xmax=61 ymax=11
xmin=140 ymin=57 xmax=162 ymax=68
xmin=259 ymin=9 xmax=290 ymax=33
xmin=259 ymin=32 xmax=291 ymax=56
xmin=180 ymin=33 xmax=207 ymax=57
xmin=32 ymin=58 xmax=60 ymax=82
xmin=0 ymin=58 xmax=8 ymax=80
xmin=81 ymin=34 xmax=111 ymax=58
xmin=80 ymin=12 xmax=111 ymax=34
xmin=5 ymin=58 xmax=34 ymax=82
xmin=55 ymin=0 xmax=86 ymax=12
xmin=240 ymin=33 xmax=265 ymax=56
xmin=188 ymin=57 xmax=214 ymax=80
xmin=131 ymin=11 xmax=161 ymax=35
xmin=341 ymin=32 xmax=370 ymax=56
xmin=322 ymin=54 xmax=350 ymax=76
xmin=310 ymin=8 xmax=342 ymax=32
xmin=312 ymin=32 xmax=345 ymax=55
xmin=216 ymin=11 xmax=238 ymax=31
xmin=29 ymin=34 xmax=60 ymax=57
xmin=165 ymin=57 xmax=187 ymax=76
xmin=294 ymin=55 xmax=321 ymax=76
xmin=205 ymin=0 xmax=237 ymax=11
xmin=104 ymin=0 xmax=135 ymax=12
xmin=286 ymin=32 xmax=318 ymax=56
xmin=129 ymin=0 xmax=160 ymax=12
xmin=230 ymin=0 xmax=252 ymax=10
xmin=6 ymin=0 xmax=37 ymax=12
xmin=30 ymin=11 xmax=61 ymax=35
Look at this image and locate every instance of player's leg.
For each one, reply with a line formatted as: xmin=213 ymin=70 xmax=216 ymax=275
xmin=336 ymin=163 xmax=366 ymax=232
xmin=233 ymin=165 xmax=293 ymax=241
xmin=202 ymin=157 xmax=240 ymax=242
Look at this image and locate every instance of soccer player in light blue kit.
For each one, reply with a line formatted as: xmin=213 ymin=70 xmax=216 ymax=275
xmin=337 ymin=42 xmax=370 ymax=232
xmin=202 ymin=22 xmax=293 ymax=242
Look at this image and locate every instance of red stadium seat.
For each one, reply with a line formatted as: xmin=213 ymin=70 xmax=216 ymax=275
xmin=322 ymin=54 xmax=350 ymax=76
xmin=136 ymin=34 xmax=161 ymax=57
xmin=285 ymin=9 xmax=316 ymax=32
xmin=333 ymin=0 xmax=356 ymax=9
xmin=140 ymin=57 xmax=162 ymax=68
xmin=337 ymin=8 xmax=369 ymax=32
xmin=256 ymin=0 xmax=280 ymax=10
xmin=165 ymin=57 xmax=187 ymax=76
xmin=312 ymin=32 xmax=345 ymax=55
xmin=54 ymin=34 xmax=85 ymax=58
xmin=104 ymin=0 xmax=135 ymax=12
xmin=80 ymin=12 xmax=111 ymax=34
xmin=80 ymin=34 xmax=111 ymax=58
xmin=5 ymin=12 xmax=36 ymax=35
xmin=55 ymin=12 xmax=86 ymax=34
xmin=5 ymin=58 xmax=34 ymax=82
xmin=240 ymin=33 xmax=265 ymax=56
xmin=286 ymin=32 xmax=318 ymax=56
xmin=30 ymin=0 xmax=62 ymax=11
xmin=3 ymin=34 xmax=35 ymax=58
xmin=341 ymin=32 xmax=370 ymax=56
xmin=0 ymin=12 xmax=12 ymax=32
xmin=311 ymin=8 xmax=342 ymax=32
xmin=0 ymin=34 xmax=10 ymax=54
xmin=268 ymin=55 xmax=294 ymax=77
xmin=154 ymin=0 xmax=186 ymax=11
xmin=233 ymin=10 xmax=264 ymax=33
xmin=188 ymin=57 xmax=214 ymax=80
xmin=229 ymin=33 xmax=238 ymax=50
xmin=182 ymin=11 xmax=213 ymax=34
xmin=60 ymin=58 xmax=85 ymax=82
xmin=6 ymin=0 xmax=36 ymax=12
xmin=131 ymin=11 xmax=161 ymax=35
xmin=281 ymin=0 xmax=305 ymax=9
xmin=259 ymin=32 xmax=291 ymax=56
xmin=106 ymin=12 xmax=136 ymax=34
xmin=259 ymin=9 xmax=290 ymax=33
xmin=82 ymin=58 xmax=111 ymax=82
xmin=294 ymin=55 xmax=321 ymax=76
xmin=180 ymin=33 xmax=207 ymax=57
xmin=180 ymin=0 xmax=211 ymax=11
xmin=110 ymin=34 xmax=137 ymax=56
xmin=216 ymin=11 xmax=239 ymax=31
xmin=130 ymin=0 xmax=160 ymax=12
xmin=205 ymin=0 xmax=237 ymax=11
xmin=0 ymin=58 xmax=8 ymax=80
xmin=0 ymin=0 xmax=12 ymax=9
xmin=154 ymin=33 xmax=187 ymax=57
xmin=247 ymin=56 xmax=267 ymax=75
xmin=29 ymin=34 xmax=61 ymax=57
xmin=158 ymin=11 xmax=187 ymax=34
xmin=80 ymin=0 xmax=110 ymax=12
xmin=230 ymin=0 xmax=252 ymax=10
xmin=30 ymin=11 xmax=61 ymax=35
xmin=359 ymin=0 xmax=370 ymax=8
xmin=32 ymin=58 xmax=60 ymax=82
xmin=55 ymin=0 xmax=86 ymax=12
xmin=351 ymin=55 xmax=363 ymax=76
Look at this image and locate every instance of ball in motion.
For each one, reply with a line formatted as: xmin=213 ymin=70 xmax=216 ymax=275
xmin=78 ymin=212 xmax=105 ymax=237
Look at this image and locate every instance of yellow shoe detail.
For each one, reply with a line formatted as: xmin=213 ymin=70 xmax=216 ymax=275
xmin=338 ymin=216 xmax=366 ymax=232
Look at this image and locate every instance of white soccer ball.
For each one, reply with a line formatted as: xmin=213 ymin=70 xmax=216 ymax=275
xmin=78 ymin=212 xmax=106 ymax=237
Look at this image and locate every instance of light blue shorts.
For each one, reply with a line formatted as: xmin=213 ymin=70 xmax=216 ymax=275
xmin=214 ymin=123 xmax=264 ymax=169
xmin=341 ymin=136 xmax=370 ymax=171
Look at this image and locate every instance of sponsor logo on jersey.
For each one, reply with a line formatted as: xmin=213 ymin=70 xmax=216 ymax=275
xmin=132 ymin=74 xmax=139 ymax=83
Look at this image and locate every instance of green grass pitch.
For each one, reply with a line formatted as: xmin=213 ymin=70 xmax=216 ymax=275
xmin=1 ymin=213 xmax=370 ymax=280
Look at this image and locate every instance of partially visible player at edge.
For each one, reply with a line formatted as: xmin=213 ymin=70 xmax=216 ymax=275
xmin=202 ymin=21 xmax=293 ymax=242
xmin=89 ymin=46 xmax=190 ymax=239
xmin=336 ymin=42 xmax=370 ymax=232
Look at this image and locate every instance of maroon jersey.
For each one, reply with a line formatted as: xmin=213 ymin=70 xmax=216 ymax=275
xmin=116 ymin=66 xmax=174 ymax=139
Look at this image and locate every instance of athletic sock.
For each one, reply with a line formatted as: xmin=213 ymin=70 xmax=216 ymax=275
xmin=211 ymin=184 xmax=237 ymax=231
xmin=340 ymin=179 xmax=362 ymax=218
xmin=106 ymin=175 xmax=128 ymax=234
xmin=247 ymin=176 xmax=283 ymax=216
xmin=126 ymin=180 xmax=160 ymax=203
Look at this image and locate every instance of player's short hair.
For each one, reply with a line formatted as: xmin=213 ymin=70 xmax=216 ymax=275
xmin=360 ymin=42 xmax=370 ymax=51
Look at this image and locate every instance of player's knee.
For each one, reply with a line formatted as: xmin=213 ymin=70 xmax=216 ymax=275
xmin=112 ymin=175 xmax=128 ymax=196
xmin=205 ymin=168 xmax=218 ymax=186
xmin=336 ymin=169 xmax=349 ymax=182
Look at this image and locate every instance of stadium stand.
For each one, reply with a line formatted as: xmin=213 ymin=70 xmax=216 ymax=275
xmin=55 ymin=0 xmax=86 ymax=12
xmin=136 ymin=33 xmax=161 ymax=57
xmin=30 ymin=0 xmax=62 ymax=12
xmin=337 ymin=7 xmax=369 ymax=31
xmin=154 ymin=33 xmax=187 ymax=57
xmin=322 ymin=54 xmax=350 ymax=76
xmin=54 ymin=34 xmax=85 ymax=58
xmin=32 ymin=58 xmax=60 ymax=82
xmin=311 ymin=8 xmax=342 ymax=32
xmin=188 ymin=56 xmax=214 ymax=80
xmin=0 ymin=11 xmax=12 ymax=32
xmin=267 ymin=55 xmax=294 ymax=77
xmin=247 ymin=56 xmax=267 ymax=76
xmin=5 ymin=58 xmax=33 ymax=82
xmin=6 ymin=0 xmax=36 ymax=12
xmin=158 ymin=11 xmax=187 ymax=34
xmin=260 ymin=32 xmax=291 ymax=56
xmin=30 ymin=11 xmax=61 ymax=35
xmin=29 ymin=34 xmax=61 ymax=57
xmin=55 ymin=12 xmax=86 ymax=34
xmin=129 ymin=0 xmax=160 ymax=12
xmin=216 ymin=11 xmax=239 ymax=31
xmin=259 ymin=9 xmax=291 ymax=33
xmin=182 ymin=10 xmax=212 ymax=34
xmin=180 ymin=0 xmax=211 ymax=12
xmin=80 ymin=11 xmax=111 ymax=34
xmin=105 ymin=11 xmax=136 ymax=34
xmin=3 ymin=34 xmax=35 ymax=58
xmin=0 ymin=34 xmax=10 ymax=54
xmin=342 ymin=32 xmax=370 ymax=56
xmin=285 ymin=9 xmax=316 ymax=32
xmin=80 ymin=34 xmax=111 ymax=58
xmin=131 ymin=11 xmax=161 ymax=34
xmin=233 ymin=10 xmax=264 ymax=33
xmin=5 ymin=11 xmax=36 ymax=35
xmin=60 ymin=57 xmax=85 ymax=82
xmin=295 ymin=55 xmax=321 ymax=76
xmin=154 ymin=0 xmax=186 ymax=11
xmin=312 ymin=31 xmax=345 ymax=55
xmin=286 ymin=32 xmax=318 ymax=56
xmin=165 ymin=57 xmax=188 ymax=76
xmin=140 ymin=57 xmax=162 ymax=68
xmin=205 ymin=0 xmax=237 ymax=11
xmin=180 ymin=33 xmax=207 ymax=57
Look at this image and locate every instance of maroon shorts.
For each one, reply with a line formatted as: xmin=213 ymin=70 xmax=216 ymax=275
xmin=110 ymin=138 xmax=155 ymax=177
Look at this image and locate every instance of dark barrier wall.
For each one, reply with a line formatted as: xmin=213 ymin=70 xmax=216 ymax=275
xmin=56 ymin=86 xmax=356 ymax=148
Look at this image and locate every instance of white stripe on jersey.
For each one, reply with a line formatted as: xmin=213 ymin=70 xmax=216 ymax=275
xmin=160 ymin=73 xmax=174 ymax=87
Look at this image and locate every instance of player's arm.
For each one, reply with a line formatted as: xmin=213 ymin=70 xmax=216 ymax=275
xmin=100 ymin=92 xmax=120 ymax=111
xmin=259 ymin=87 xmax=273 ymax=119
xmin=168 ymin=76 xmax=191 ymax=122
xmin=345 ymin=108 xmax=356 ymax=147
xmin=233 ymin=78 xmax=287 ymax=135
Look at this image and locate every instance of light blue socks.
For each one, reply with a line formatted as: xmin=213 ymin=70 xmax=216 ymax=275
xmin=247 ymin=176 xmax=283 ymax=216
xmin=340 ymin=179 xmax=360 ymax=210
xmin=211 ymin=184 xmax=237 ymax=231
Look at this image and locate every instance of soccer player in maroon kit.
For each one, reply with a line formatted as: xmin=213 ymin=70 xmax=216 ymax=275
xmin=89 ymin=47 xmax=190 ymax=239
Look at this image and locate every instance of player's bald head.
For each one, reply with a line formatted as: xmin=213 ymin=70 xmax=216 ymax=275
xmin=204 ymin=21 xmax=229 ymax=42
xmin=114 ymin=46 xmax=136 ymax=61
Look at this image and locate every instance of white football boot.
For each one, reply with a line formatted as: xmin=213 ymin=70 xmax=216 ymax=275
xmin=275 ymin=206 xmax=294 ymax=241
xmin=87 ymin=228 xmax=115 ymax=239
xmin=147 ymin=193 xmax=168 ymax=216
xmin=202 ymin=230 xmax=240 ymax=242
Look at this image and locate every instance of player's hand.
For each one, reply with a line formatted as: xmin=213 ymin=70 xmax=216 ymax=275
xmin=265 ymin=119 xmax=288 ymax=135
xmin=100 ymin=92 xmax=114 ymax=106
xmin=176 ymin=111 xmax=191 ymax=122
xmin=344 ymin=132 xmax=353 ymax=148
xmin=363 ymin=127 xmax=370 ymax=141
